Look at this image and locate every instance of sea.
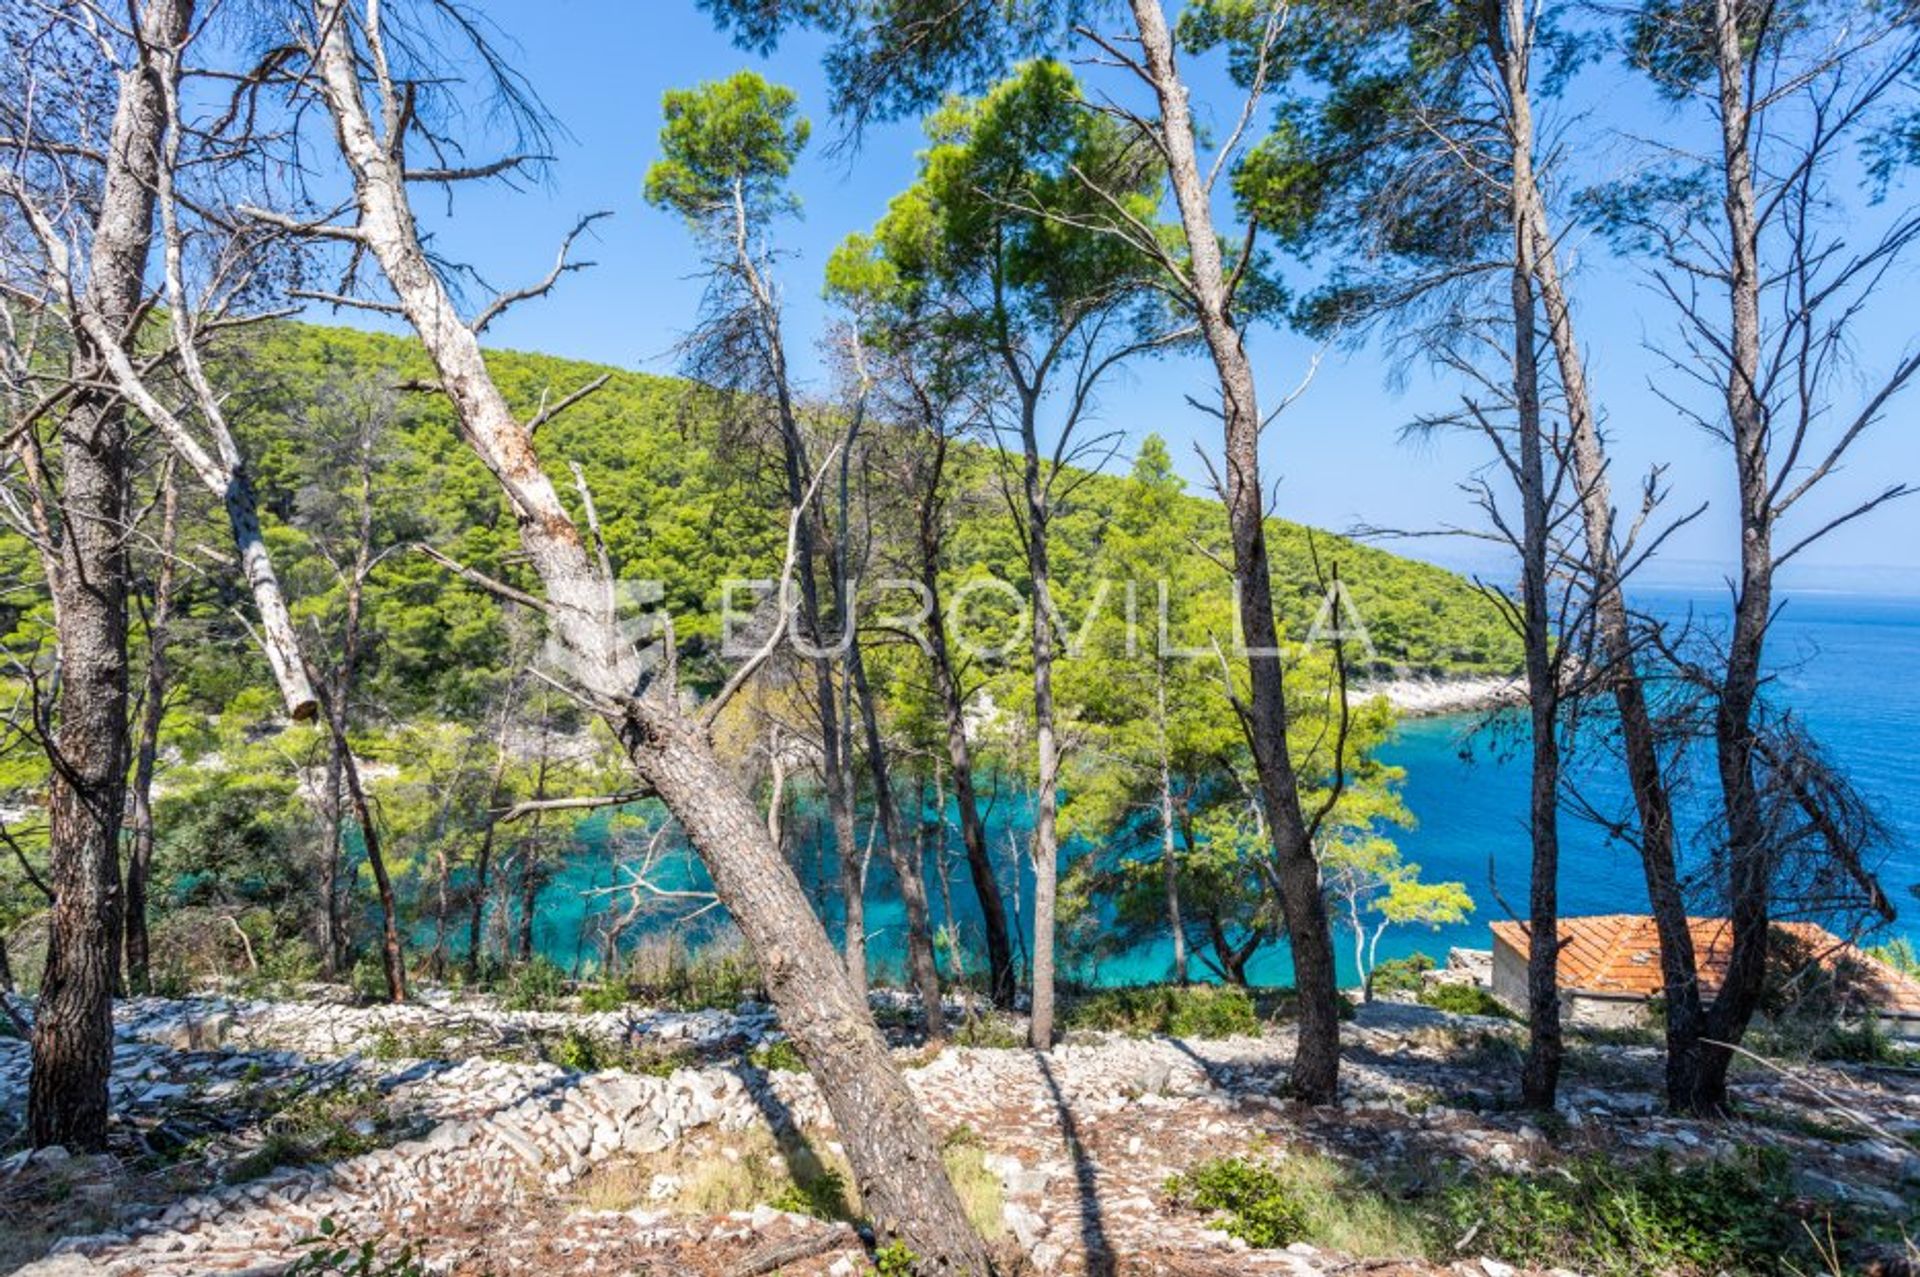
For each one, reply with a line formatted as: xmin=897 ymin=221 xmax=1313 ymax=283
xmin=521 ymin=586 xmax=1920 ymax=988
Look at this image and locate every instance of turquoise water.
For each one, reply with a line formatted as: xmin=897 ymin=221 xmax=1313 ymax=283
xmin=517 ymin=587 xmax=1920 ymax=986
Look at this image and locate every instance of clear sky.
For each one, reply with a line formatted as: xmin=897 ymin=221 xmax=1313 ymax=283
xmin=327 ymin=0 xmax=1920 ymax=595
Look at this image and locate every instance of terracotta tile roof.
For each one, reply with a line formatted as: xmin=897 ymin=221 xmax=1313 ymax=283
xmin=1489 ymin=914 xmax=1920 ymax=1017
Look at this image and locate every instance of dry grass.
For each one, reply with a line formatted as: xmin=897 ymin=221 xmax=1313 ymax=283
xmin=575 ymin=1121 xmax=1007 ymax=1243
xmin=940 ymin=1126 xmax=1006 ymax=1241
xmin=574 ymin=1124 xmax=855 ymax=1221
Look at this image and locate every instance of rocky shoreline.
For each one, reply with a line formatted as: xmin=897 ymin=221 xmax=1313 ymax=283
xmin=1355 ymin=674 xmax=1526 ymax=718
xmin=3 ymin=987 xmax=1916 ymax=1276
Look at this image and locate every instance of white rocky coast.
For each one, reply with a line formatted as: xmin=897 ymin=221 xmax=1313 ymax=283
xmin=1357 ymin=675 xmax=1527 ymax=718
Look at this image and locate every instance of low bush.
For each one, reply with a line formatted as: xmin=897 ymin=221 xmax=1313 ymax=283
xmin=1063 ymin=985 xmax=1261 ymax=1038
xmin=1369 ymin=952 xmax=1437 ymax=997
xmin=499 ymin=957 xmax=570 ymax=1011
xmin=1435 ymin=1149 xmax=1818 ymax=1276
xmin=1170 ymin=1145 xmax=1869 ymax=1276
xmin=1417 ymin=983 xmax=1513 ymax=1019
xmin=748 ymin=1038 xmax=805 ymax=1073
xmin=1165 ymin=1156 xmax=1308 ymax=1247
xmin=286 ymin=1219 xmax=425 ymax=1277
xmin=225 ymin=1084 xmax=394 ymax=1183
xmin=951 ymin=1014 xmax=1023 ymax=1049
xmin=615 ymin=934 xmax=761 ymax=1010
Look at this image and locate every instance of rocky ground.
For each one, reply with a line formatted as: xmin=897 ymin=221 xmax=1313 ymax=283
xmin=2 ymin=990 xmax=1916 ymax=1276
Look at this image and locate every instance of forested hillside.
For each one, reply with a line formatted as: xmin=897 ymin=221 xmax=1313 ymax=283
xmin=215 ymin=319 xmax=1517 ymax=711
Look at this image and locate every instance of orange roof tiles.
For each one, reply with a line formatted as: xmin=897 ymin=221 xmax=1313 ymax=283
xmin=1489 ymin=914 xmax=1920 ymax=1017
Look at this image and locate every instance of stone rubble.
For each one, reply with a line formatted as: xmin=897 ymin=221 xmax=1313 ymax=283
xmin=1 ymin=993 xmax=1914 ymax=1276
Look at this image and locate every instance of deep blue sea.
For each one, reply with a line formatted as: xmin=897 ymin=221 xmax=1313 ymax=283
xmin=523 ymin=587 xmax=1920 ymax=987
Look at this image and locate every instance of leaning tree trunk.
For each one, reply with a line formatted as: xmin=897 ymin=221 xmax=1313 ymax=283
xmin=1518 ymin=141 xmax=1703 ymax=1114
xmin=849 ymin=637 xmax=947 ymax=1039
xmin=305 ymin=10 xmax=987 ymax=1263
xmin=919 ymin=498 xmax=1016 ymax=1007
xmin=125 ymin=462 xmax=178 ymax=995
xmin=1493 ymin=0 xmax=1564 ymax=1112
xmin=29 ymin=0 xmax=192 ymax=1151
xmin=1127 ymin=0 xmax=1340 ymax=1101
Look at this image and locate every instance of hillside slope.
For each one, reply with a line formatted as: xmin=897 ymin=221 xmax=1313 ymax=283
xmin=212 ymin=319 xmax=1516 ymax=713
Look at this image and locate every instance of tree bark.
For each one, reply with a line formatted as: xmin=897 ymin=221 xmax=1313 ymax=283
xmin=1512 ymin=90 xmax=1703 ymax=1115
xmin=841 ymin=815 xmax=870 ymax=1002
xmin=1156 ymin=669 xmax=1188 ymax=986
xmin=1017 ymin=393 xmax=1061 ymax=1051
xmin=1126 ymin=0 xmax=1340 ymax=1101
xmin=29 ymin=0 xmax=192 ymax=1151
xmin=917 ymin=455 xmax=1016 ymax=1007
xmin=125 ymin=462 xmax=179 ymax=995
xmin=1488 ymin=0 xmax=1563 ymax=1112
xmin=1694 ymin=0 xmax=1775 ymax=1114
xmin=304 ymin=9 xmax=988 ymax=1263
xmin=848 ymin=630 xmax=946 ymax=1039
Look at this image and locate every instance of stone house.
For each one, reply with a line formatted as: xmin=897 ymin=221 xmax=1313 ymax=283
xmin=1488 ymin=914 xmax=1920 ymax=1037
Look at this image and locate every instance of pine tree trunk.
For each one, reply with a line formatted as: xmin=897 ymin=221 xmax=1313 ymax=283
xmin=841 ymin=817 xmax=869 ymax=1002
xmin=125 ymin=464 xmax=178 ymax=995
xmin=1695 ymin=0 xmax=1775 ymax=1114
xmin=1156 ymin=671 xmax=1188 ymax=986
xmin=30 ymin=0 xmax=192 ymax=1151
xmin=849 ymin=638 xmax=946 ymax=1039
xmin=1127 ymin=0 xmax=1340 ymax=1101
xmin=1018 ymin=396 xmax=1061 ymax=1051
xmin=1516 ymin=112 xmax=1704 ymax=1116
xmin=335 ymin=719 xmax=408 ymax=1002
xmin=1490 ymin=0 xmax=1564 ymax=1111
xmin=919 ymin=505 xmax=1016 ymax=1007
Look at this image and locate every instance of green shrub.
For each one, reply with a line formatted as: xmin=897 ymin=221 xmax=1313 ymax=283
xmin=365 ymin=1025 xmax=453 ymax=1062
xmin=873 ymin=1242 xmax=918 ymax=1277
xmin=1064 ymin=985 xmax=1261 ymax=1038
xmin=225 ymin=1085 xmax=390 ymax=1183
xmin=348 ymin=955 xmax=394 ymax=1005
xmin=769 ymin=1162 xmax=851 ymax=1220
xmin=499 ymin=958 xmax=570 ymax=1011
xmin=1434 ymin=1149 xmax=1828 ymax=1276
xmin=577 ymin=974 xmax=632 ymax=1013
xmin=748 ymin=1037 xmax=805 ymax=1073
xmin=1165 ymin=1156 xmax=1308 ymax=1248
xmin=952 ymin=1015 xmax=1023 ymax=1049
xmin=544 ymin=1027 xmax=602 ymax=1072
xmin=1369 ymin=952 xmax=1436 ymax=997
xmin=1807 ymin=1014 xmax=1917 ymax=1066
xmin=1167 ymin=1146 xmax=1864 ymax=1273
xmin=286 ymin=1219 xmax=425 ymax=1276
xmin=1417 ymin=983 xmax=1513 ymax=1019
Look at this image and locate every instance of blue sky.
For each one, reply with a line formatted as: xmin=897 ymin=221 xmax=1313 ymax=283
xmin=331 ymin=0 xmax=1920 ymax=594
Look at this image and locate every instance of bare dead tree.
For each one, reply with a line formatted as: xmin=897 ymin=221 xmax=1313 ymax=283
xmin=0 ymin=0 xmax=192 ymax=1150
xmin=1602 ymin=0 xmax=1920 ymax=1112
